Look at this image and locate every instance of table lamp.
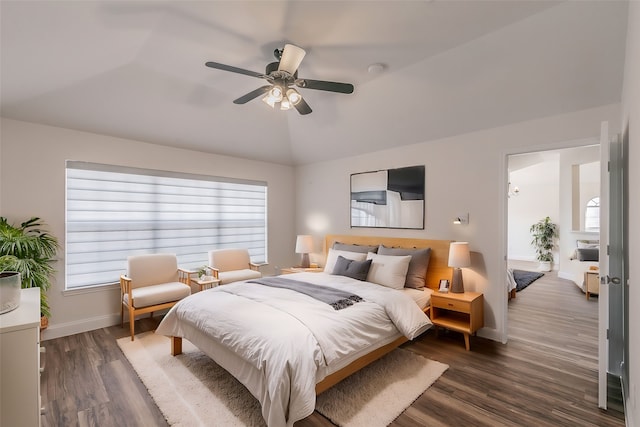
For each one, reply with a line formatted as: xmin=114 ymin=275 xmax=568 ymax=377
xmin=448 ymin=242 xmax=470 ymax=293
xmin=295 ymin=235 xmax=313 ymax=268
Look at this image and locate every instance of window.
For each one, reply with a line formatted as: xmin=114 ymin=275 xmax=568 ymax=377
xmin=65 ymin=161 xmax=267 ymax=289
xmin=585 ymin=197 xmax=600 ymax=232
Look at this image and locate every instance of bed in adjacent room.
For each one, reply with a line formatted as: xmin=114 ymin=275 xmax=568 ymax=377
xmin=559 ymin=239 xmax=600 ymax=293
xmin=156 ymin=234 xmax=452 ymax=427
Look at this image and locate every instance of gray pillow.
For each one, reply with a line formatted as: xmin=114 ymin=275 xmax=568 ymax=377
xmin=577 ymin=248 xmax=599 ymax=262
xmin=333 ymin=242 xmax=378 ymax=254
xmin=332 ymin=255 xmax=373 ymax=281
xmin=377 ymin=245 xmax=431 ymax=289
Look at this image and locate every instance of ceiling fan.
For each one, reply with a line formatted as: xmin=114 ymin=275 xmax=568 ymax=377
xmin=205 ymin=44 xmax=354 ymax=115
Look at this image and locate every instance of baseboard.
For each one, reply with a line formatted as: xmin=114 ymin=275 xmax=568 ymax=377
xmin=508 ymin=255 xmax=537 ymax=262
xmin=41 ymin=309 xmax=173 ymax=341
xmin=557 ymin=271 xmax=573 ymax=281
xmin=41 ymin=313 xmax=122 ymax=341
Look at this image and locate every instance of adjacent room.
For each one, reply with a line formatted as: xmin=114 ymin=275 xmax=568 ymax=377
xmin=1 ymin=1 xmax=638 ymax=427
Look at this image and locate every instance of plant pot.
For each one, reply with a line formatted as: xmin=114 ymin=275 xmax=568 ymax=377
xmin=538 ymin=261 xmax=552 ymax=272
xmin=0 ymin=271 xmax=22 ymax=314
xmin=40 ymin=315 xmax=49 ymax=330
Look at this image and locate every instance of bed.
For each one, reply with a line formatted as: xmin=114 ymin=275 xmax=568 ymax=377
xmin=558 ymin=240 xmax=600 ymax=293
xmin=561 ymin=258 xmax=600 ymax=292
xmin=156 ymin=234 xmax=452 ymax=426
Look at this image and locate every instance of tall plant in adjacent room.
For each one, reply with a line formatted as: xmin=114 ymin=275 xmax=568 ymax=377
xmin=0 ymin=217 xmax=59 ymax=320
xmin=530 ymin=216 xmax=558 ymax=272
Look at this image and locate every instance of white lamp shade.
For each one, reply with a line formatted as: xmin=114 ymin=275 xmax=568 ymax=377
xmin=295 ymin=235 xmax=313 ymax=254
xmin=278 ymin=44 xmax=306 ymax=74
xmin=448 ymin=242 xmax=470 ymax=268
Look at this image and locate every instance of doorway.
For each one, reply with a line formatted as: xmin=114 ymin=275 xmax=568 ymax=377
xmin=504 ymin=143 xmax=625 ymax=410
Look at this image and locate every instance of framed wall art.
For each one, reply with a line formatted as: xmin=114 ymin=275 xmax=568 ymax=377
xmin=350 ymin=165 xmax=425 ymax=229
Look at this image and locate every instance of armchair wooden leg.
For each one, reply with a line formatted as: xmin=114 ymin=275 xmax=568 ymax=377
xmin=129 ymin=308 xmax=135 ymax=341
xmin=121 ymin=303 xmax=124 ymax=328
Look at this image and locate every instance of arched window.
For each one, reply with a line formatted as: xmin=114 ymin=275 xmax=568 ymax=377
xmin=585 ymin=197 xmax=600 ymax=231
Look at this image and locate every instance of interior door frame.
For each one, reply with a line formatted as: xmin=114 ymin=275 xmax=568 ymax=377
xmin=500 ymin=136 xmax=600 ymax=343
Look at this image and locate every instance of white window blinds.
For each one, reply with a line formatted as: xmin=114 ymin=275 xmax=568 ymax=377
xmin=65 ymin=161 xmax=267 ymax=289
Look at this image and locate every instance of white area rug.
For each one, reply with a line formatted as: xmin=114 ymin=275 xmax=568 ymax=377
xmin=117 ymin=332 xmax=448 ymax=427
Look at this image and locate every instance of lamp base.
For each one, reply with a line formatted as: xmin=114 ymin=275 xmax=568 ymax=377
xmin=450 ymin=268 xmax=465 ymax=293
xmin=300 ymin=253 xmax=310 ymax=268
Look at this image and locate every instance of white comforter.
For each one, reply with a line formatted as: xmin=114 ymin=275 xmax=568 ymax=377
xmin=156 ymin=272 xmax=431 ymax=427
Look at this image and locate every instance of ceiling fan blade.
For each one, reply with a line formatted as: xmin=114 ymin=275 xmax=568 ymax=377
xmin=293 ymin=97 xmax=312 ymax=115
xmin=296 ymin=79 xmax=354 ymax=94
xmin=205 ymin=61 xmax=265 ymax=78
xmin=233 ymin=85 xmax=271 ymax=104
xmin=277 ymin=44 xmax=306 ymax=75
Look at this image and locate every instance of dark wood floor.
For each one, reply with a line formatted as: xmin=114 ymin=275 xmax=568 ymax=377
xmin=41 ymin=272 xmax=624 ymax=427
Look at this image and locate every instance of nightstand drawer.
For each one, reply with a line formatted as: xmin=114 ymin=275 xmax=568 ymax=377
xmin=431 ymin=296 xmax=469 ymax=313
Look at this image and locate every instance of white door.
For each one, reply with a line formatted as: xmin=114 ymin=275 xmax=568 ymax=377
xmin=598 ymin=122 xmax=626 ymax=408
xmin=598 ymin=122 xmax=609 ymax=408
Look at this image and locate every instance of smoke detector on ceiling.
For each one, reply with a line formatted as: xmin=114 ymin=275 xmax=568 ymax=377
xmin=367 ymin=63 xmax=386 ymax=74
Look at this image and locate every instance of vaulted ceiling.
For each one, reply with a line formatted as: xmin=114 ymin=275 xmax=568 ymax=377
xmin=0 ymin=1 xmax=628 ymax=165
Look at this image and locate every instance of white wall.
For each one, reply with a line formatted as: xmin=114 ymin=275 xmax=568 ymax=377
xmin=621 ymin=1 xmax=639 ymax=422
xmin=507 ymin=158 xmax=560 ymax=263
xmin=296 ymin=103 xmax=621 ymax=342
xmin=0 ymin=118 xmax=297 ymax=340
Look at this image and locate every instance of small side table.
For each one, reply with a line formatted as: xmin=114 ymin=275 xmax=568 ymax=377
xmin=280 ymin=267 xmax=324 ymax=274
xmin=430 ymin=291 xmax=484 ymax=351
xmin=191 ymin=277 xmax=220 ymax=291
xmin=584 ymin=271 xmax=600 ymax=300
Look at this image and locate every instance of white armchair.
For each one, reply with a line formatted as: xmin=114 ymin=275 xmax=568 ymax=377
xmin=120 ymin=253 xmax=191 ymax=340
xmin=208 ymin=248 xmax=264 ymax=285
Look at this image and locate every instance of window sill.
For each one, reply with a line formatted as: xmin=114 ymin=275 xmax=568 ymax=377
xmin=63 ymin=282 xmax=119 ymax=297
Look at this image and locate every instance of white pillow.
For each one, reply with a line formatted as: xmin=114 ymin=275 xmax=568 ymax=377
xmin=577 ymin=240 xmax=599 ymax=249
xmin=324 ymin=248 xmax=367 ymax=273
xmin=365 ymin=252 xmax=412 ymax=289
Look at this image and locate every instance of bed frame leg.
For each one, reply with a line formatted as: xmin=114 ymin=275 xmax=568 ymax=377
xmin=171 ymin=336 xmax=183 ymax=356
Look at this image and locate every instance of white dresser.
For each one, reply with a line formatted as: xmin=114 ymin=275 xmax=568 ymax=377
xmin=0 ymin=287 xmax=41 ymax=427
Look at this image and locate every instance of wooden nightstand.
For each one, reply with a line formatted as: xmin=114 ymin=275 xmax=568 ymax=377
xmin=584 ymin=271 xmax=599 ymax=300
xmin=280 ymin=267 xmax=324 ymax=274
xmin=430 ymin=291 xmax=484 ymax=351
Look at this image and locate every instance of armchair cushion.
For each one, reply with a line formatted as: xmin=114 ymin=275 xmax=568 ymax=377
xmin=128 ymin=253 xmax=179 ymax=288
xmin=218 ymin=269 xmax=262 ymax=285
xmin=124 ymin=282 xmax=190 ymax=308
xmin=208 ymin=248 xmax=252 ymax=272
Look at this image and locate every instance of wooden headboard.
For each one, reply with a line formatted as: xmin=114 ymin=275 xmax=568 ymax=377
xmin=324 ymin=234 xmax=452 ymax=291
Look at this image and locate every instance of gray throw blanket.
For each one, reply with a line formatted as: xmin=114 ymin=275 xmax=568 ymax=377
xmin=248 ymin=276 xmax=364 ymax=310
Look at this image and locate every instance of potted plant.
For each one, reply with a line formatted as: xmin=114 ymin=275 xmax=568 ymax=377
xmin=0 ymin=217 xmax=59 ymax=328
xmin=530 ymin=216 xmax=558 ymax=272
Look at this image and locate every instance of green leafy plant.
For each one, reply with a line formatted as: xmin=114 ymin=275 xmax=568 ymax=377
xmin=530 ymin=216 xmax=558 ymax=263
xmin=197 ymin=265 xmax=208 ymax=277
xmin=0 ymin=217 xmax=59 ymax=318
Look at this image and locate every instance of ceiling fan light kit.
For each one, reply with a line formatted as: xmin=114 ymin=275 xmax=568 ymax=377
xmin=277 ymin=44 xmax=306 ymax=75
xmin=205 ymin=44 xmax=354 ymax=115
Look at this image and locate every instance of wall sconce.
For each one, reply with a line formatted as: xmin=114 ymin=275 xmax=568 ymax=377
xmin=453 ymin=213 xmax=469 ymax=225
xmin=508 ymin=182 xmax=520 ymax=198
xmin=295 ymin=235 xmax=313 ymax=268
xmin=448 ymin=242 xmax=471 ymax=293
